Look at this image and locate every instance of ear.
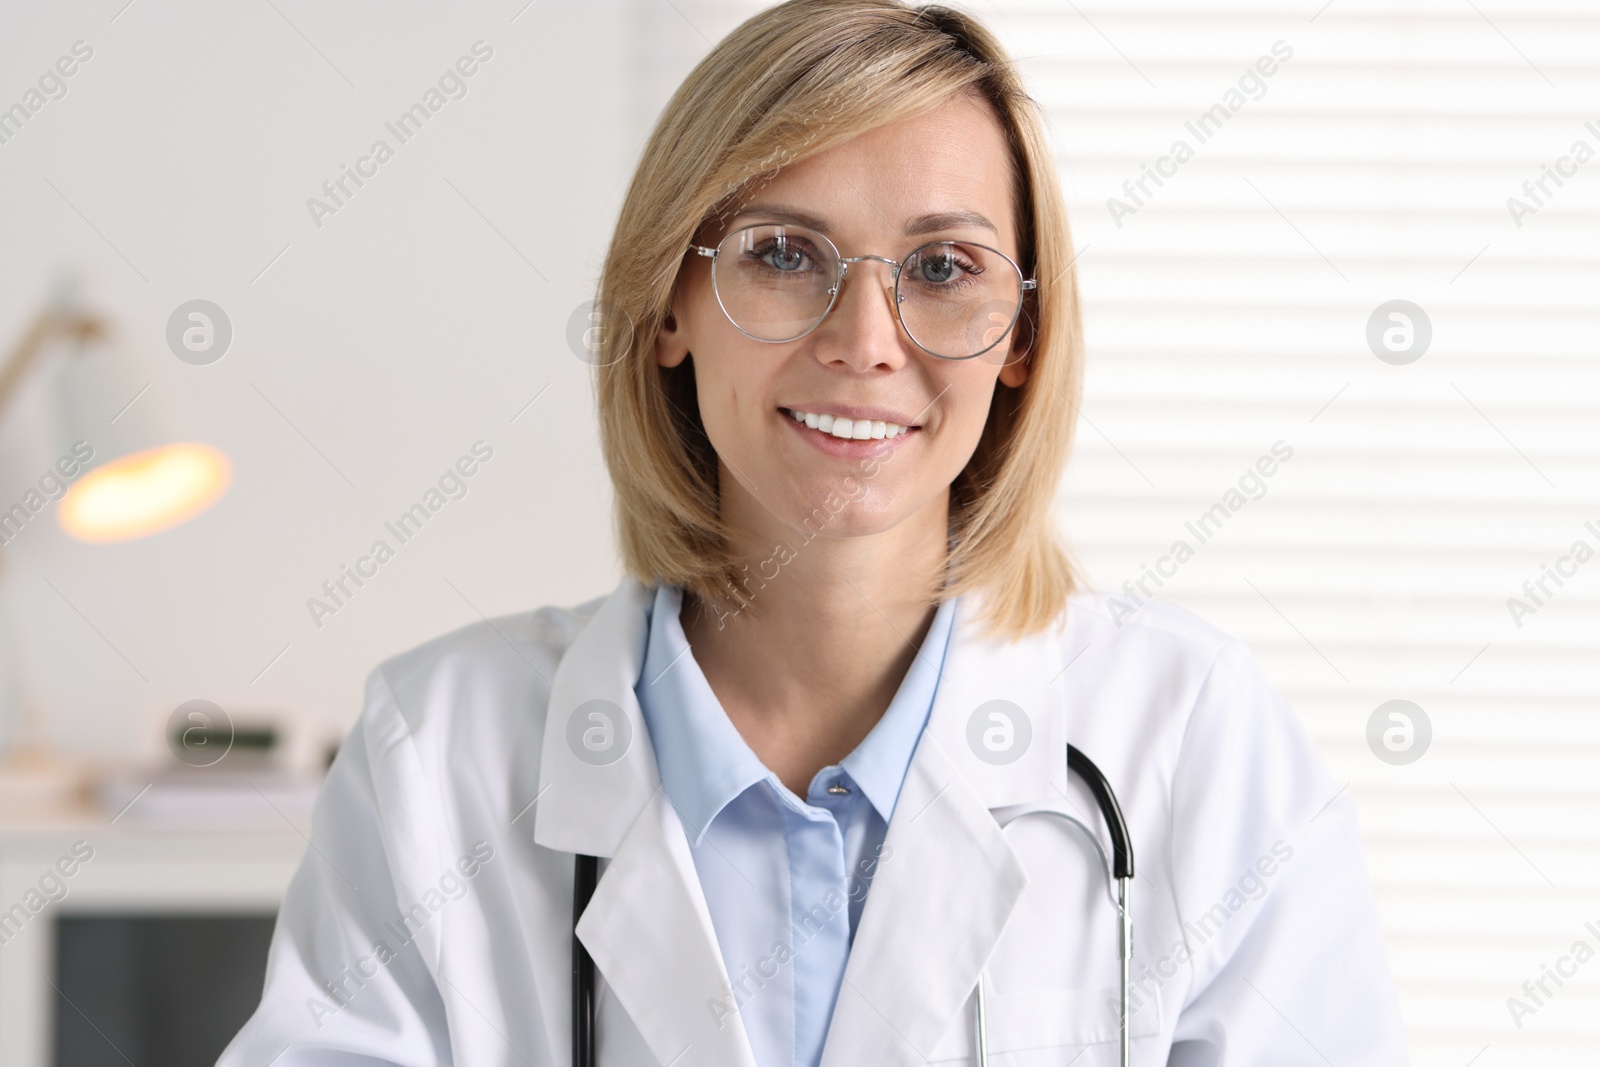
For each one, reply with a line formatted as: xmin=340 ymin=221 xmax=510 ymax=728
xmin=997 ymin=302 xmax=1035 ymax=388
xmin=655 ymin=295 xmax=690 ymax=369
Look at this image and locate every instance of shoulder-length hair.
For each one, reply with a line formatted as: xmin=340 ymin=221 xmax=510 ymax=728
xmin=594 ymin=0 xmax=1084 ymax=641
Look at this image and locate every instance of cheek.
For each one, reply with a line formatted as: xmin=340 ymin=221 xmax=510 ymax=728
xmin=859 ymin=370 xmax=1002 ymax=513
xmin=934 ymin=365 xmax=1002 ymax=452
xmin=909 ymin=373 xmax=1001 ymax=497
xmin=689 ymin=371 xmax=739 ymax=465
xmin=687 ymin=341 xmax=773 ymax=454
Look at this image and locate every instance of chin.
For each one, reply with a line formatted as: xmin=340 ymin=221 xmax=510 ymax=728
xmin=778 ymin=487 xmax=921 ymax=540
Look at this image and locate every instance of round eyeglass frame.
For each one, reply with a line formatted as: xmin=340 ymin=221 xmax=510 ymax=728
xmin=686 ymin=222 xmax=1038 ymax=361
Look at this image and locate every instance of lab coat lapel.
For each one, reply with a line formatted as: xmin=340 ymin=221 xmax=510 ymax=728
xmin=532 ymin=576 xmax=759 ymax=1067
xmin=578 ymin=788 xmax=761 ymax=1067
xmin=532 ymin=575 xmax=657 ymax=857
xmin=820 ymin=592 xmax=1070 ymax=1065
xmin=821 ymin=736 xmax=1028 ymax=1065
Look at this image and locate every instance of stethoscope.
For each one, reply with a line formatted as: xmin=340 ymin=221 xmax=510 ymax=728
xmin=572 ymin=744 xmax=1134 ymax=1067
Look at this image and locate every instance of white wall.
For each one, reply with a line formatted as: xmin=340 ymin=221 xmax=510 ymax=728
xmin=0 ymin=0 xmax=713 ymax=765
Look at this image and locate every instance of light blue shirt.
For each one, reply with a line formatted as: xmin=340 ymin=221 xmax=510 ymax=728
xmin=634 ymin=582 xmax=957 ymax=1067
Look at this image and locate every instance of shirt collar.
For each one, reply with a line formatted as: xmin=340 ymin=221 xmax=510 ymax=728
xmin=634 ymin=581 xmax=958 ymax=845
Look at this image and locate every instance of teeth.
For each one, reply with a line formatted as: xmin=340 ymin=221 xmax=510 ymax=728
xmin=786 ymin=408 xmax=913 ymax=440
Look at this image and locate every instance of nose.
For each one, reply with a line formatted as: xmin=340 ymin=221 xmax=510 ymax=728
xmin=810 ymin=257 xmax=909 ymax=373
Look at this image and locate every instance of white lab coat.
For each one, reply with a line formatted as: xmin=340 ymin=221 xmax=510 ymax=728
xmin=218 ymin=575 xmax=1409 ymax=1067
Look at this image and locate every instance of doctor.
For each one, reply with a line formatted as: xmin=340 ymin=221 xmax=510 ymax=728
xmin=219 ymin=1 xmax=1408 ymax=1064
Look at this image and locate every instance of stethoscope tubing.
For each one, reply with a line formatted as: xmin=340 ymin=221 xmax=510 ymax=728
xmin=572 ymin=853 xmax=598 ymax=1067
xmin=572 ymin=744 xmax=1133 ymax=1067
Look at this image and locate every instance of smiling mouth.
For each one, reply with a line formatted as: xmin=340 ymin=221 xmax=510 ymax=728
xmin=780 ymin=407 xmax=920 ymax=441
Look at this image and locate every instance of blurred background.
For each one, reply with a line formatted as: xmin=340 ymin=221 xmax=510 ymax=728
xmin=0 ymin=0 xmax=1596 ymax=1063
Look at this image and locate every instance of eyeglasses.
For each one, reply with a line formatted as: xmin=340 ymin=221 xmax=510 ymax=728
xmin=687 ymin=223 xmax=1036 ymax=362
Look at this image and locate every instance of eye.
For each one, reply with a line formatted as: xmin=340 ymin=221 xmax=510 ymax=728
xmin=919 ymin=252 xmax=958 ymax=283
xmin=750 ymin=237 xmax=818 ymax=273
xmin=911 ymin=246 xmax=981 ymax=286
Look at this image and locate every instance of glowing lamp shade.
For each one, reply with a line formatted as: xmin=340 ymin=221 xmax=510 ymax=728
xmin=59 ymin=442 xmax=231 ymax=543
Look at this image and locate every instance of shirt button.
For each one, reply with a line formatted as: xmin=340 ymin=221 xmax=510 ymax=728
xmin=827 ymin=780 xmax=850 ymax=795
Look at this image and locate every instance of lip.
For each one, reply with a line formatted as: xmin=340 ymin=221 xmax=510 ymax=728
xmin=779 ymin=406 xmax=922 ymax=458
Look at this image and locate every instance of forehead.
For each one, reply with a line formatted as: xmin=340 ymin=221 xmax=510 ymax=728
xmin=723 ymin=93 xmax=1019 ymax=252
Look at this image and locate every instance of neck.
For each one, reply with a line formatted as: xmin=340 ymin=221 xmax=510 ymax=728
xmin=680 ymin=487 xmax=950 ymax=795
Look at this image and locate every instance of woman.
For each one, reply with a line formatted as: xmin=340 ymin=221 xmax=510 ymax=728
xmin=221 ymin=2 xmax=1407 ymax=1064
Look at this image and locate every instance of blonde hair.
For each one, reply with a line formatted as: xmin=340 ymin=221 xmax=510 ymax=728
xmin=594 ymin=0 xmax=1084 ymax=641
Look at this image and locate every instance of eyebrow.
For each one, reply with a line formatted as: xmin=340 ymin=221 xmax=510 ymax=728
xmin=727 ymin=203 xmax=999 ymax=239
